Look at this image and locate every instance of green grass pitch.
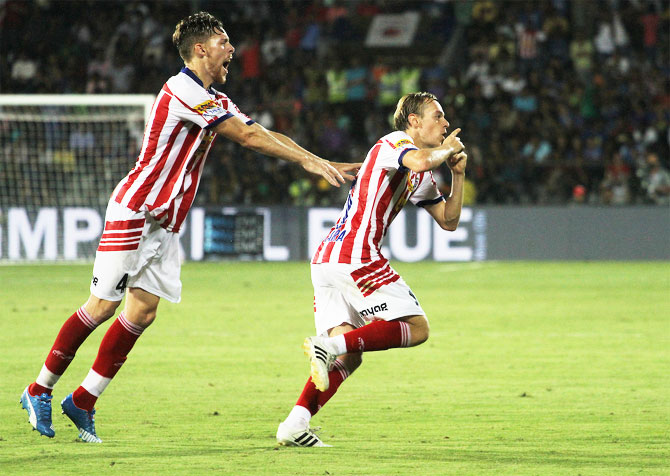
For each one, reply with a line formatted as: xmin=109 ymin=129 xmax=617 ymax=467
xmin=1 ymin=261 xmax=668 ymax=475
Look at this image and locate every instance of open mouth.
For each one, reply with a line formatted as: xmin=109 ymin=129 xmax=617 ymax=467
xmin=222 ymin=59 xmax=231 ymax=73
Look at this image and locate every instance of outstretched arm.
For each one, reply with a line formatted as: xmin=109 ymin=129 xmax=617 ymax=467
xmin=213 ymin=117 xmax=348 ymax=186
xmin=424 ymin=152 xmax=467 ymax=231
xmin=267 ymin=130 xmax=361 ymax=181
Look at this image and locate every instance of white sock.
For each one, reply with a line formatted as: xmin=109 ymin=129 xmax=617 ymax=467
xmin=36 ymin=364 xmax=60 ymax=389
xmin=80 ymin=369 xmax=112 ymax=397
xmin=286 ymin=405 xmax=311 ymax=428
xmin=329 ymin=334 xmax=347 ymax=355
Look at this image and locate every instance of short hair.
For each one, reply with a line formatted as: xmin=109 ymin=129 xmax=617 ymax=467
xmin=172 ymin=11 xmax=225 ymax=61
xmin=393 ymin=92 xmax=439 ymax=131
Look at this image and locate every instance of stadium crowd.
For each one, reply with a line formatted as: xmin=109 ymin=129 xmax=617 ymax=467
xmin=1 ymin=0 xmax=669 ymax=207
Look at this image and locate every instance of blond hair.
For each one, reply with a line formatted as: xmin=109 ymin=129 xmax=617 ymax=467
xmin=393 ymin=92 xmax=438 ymax=131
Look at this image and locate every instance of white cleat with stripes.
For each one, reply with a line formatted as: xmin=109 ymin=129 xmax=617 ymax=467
xmin=276 ymin=421 xmax=331 ymax=447
xmin=303 ymin=336 xmax=337 ymax=392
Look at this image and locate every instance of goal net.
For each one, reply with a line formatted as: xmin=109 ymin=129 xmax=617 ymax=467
xmin=0 ymin=94 xmax=155 ymax=261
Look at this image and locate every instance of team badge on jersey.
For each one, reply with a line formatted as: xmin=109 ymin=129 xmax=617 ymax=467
xmin=406 ymin=171 xmax=421 ymax=192
xmin=194 ymin=100 xmax=225 ymax=120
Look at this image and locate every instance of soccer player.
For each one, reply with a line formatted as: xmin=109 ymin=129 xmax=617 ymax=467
xmin=20 ymin=11 xmax=359 ymax=443
xmin=276 ymin=92 xmax=466 ymax=447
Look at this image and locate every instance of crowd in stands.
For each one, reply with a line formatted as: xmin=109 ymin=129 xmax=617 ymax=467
xmin=2 ymin=0 xmax=669 ymax=207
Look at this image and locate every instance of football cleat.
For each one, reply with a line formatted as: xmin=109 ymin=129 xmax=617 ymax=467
xmin=20 ymin=386 xmax=55 ymax=438
xmin=276 ymin=421 xmax=331 ymax=447
xmin=61 ymin=394 xmax=102 ymax=443
xmin=303 ymin=336 xmax=337 ymax=392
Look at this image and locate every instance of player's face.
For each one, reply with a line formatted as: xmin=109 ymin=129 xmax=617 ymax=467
xmin=203 ymin=29 xmax=235 ymax=84
xmin=418 ymin=100 xmax=450 ymax=148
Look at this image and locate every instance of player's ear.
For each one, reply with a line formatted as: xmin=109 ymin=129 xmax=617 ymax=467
xmin=193 ymin=42 xmax=206 ymax=58
xmin=408 ymin=113 xmax=420 ymax=128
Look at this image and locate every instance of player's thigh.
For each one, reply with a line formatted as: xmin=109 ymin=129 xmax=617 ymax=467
xmin=311 ymin=264 xmax=364 ymax=337
xmin=127 ymin=221 xmax=182 ymax=304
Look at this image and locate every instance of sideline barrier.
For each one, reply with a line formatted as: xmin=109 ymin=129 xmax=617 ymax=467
xmin=1 ymin=206 xmax=668 ymax=262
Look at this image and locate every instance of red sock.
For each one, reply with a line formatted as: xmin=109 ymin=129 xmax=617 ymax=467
xmin=73 ymin=313 xmax=143 ymax=411
xmin=29 ymin=307 xmax=98 ymax=397
xmin=296 ymin=359 xmax=350 ymax=415
xmin=343 ymin=320 xmax=411 ymax=353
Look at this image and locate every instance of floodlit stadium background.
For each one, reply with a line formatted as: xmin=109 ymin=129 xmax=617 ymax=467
xmin=1 ymin=0 xmax=668 ymax=261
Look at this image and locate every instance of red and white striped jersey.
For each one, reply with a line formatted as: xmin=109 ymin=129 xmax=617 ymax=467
xmin=312 ymin=131 xmax=444 ymax=264
xmin=111 ymin=67 xmax=254 ymax=232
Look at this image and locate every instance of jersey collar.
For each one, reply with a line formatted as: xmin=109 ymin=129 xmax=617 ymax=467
xmin=181 ymin=67 xmax=219 ymax=95
xmin=181 ymin=67 xmax=203 ymax=86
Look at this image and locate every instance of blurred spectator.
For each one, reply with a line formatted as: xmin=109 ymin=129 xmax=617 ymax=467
xmin=640 ymin=4 xmax=660 ymax=65
xmin=376 ymin=62 xmax=401 ymax=107
xmin=326 ymin=59 xmax=347 ymax=104
xmin=593 ymin=12 xmax=616 ymax=61
xmin=399 ymin=65 xmax=421 ymax=96
xmin=10 ymin=53 xmax=38 ymax=91
xmin=238 ymin=35 xmax=262 ymax=88
xmin=570 ymin=31 xmax=594 ymax=84
xmin=86 ymin=71 xmax=110 ymax=94
xmin=261 ymin=28 xmax=287 ymax=67
xmin=542 ymin=5 xmax=570 ymax=63
xmin=515 ymin=6 xmax=546 ymax=75
xmin=571 ymin=184 xmax=587 ymax=205
xmin=600 ymin=152 xmax=631 ymax=205
xmin=639 ymin=152 xmax=670 ymax=205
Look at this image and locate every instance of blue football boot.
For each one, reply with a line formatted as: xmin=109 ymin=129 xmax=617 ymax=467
xmin=61 ymin=393 xmax=102 ymax=443
xmin=20 ymin=386 xmax=55 ymax=438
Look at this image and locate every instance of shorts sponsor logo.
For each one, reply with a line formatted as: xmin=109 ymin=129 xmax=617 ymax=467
xmin=92 ymin=276 xmax=98 ymax=286
xmin=360 ymin=302 xmax=388 ymax=317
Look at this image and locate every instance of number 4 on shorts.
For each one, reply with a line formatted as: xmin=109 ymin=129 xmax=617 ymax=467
xmin=115 ymin=273 xmax=129 ymax=291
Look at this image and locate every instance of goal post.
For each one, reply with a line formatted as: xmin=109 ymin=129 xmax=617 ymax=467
xmin=0 ymin=94 xmax=155 ymax=261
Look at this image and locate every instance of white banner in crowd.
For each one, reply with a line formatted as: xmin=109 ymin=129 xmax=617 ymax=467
xmin=365 ymin=12 xmax=420 ymax=47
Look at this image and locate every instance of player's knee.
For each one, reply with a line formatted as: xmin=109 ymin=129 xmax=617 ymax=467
xmin=85 ymin=297 xmax=121 ymax=323
xmin=132 ymin=310 xmax=157 ymax=329
xmin=413 ymin=329 xmax=429 ymax=346
xmin=409 ymin=316 xmax=430 ymax=346
xmin=341 ymin=352 xmax=363 ymax=372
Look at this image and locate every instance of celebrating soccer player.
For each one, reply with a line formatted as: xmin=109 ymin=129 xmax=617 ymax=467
xmin=277 ymin=92 xmax=466 ymax=447
xmin=20 ymin=11 xmax=358 ymax=443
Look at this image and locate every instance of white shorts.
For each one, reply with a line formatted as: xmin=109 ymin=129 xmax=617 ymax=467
xmin=90 ymin=201 xmax=182 ymax=303
xmin=311 ymin=260 xmax=425 ymax=337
